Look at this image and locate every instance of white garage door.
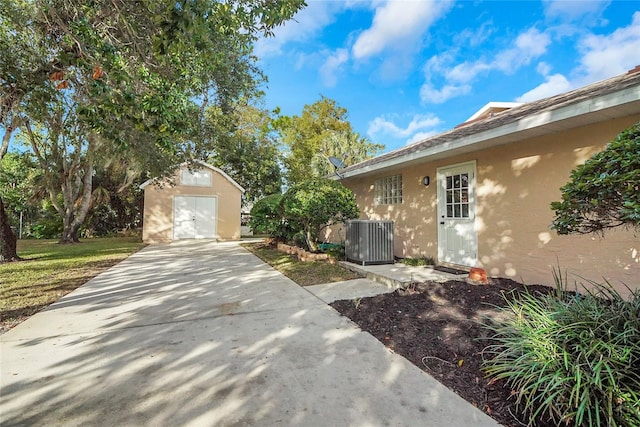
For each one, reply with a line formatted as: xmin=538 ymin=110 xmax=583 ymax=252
xmin=173 ymin=196 xmax=217 ymax=239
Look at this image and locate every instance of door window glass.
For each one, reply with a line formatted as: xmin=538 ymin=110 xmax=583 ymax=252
xmin=445 ymin=172 xmax=470 ymax=218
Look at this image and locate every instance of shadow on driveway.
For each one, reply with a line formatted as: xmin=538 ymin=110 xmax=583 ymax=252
xmin=1 ymin=241 xmax=497 ymax=426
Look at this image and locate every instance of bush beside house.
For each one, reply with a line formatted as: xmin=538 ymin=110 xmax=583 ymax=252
xmin=249 ymin=178 xmax=359 ymax=254
xmin=551 ymin=122 xmax=640 ymax=236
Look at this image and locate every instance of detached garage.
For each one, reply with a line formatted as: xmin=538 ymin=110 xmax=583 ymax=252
xmin=140 ymin=161 xmax=244 ymax=243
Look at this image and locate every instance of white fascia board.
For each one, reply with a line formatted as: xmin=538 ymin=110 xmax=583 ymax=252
xmin=139 ymin=178 xmax=157 ymax=189
xmin=341 ymin=85 xmax=640 ymax=179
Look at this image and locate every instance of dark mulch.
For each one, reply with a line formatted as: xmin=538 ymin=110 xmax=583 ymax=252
xmin=330 ymin=278 xmax=557 ymax=427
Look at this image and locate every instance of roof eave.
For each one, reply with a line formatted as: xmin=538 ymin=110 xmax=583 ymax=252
xmin=340 ymin=84 xmax=640 ymax=180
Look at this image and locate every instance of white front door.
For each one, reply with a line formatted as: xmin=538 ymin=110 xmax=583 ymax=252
xmin=437 ymin=162 xmax=477 ymax=267
xmin=173 ymin=196 xmax=217 ymax=240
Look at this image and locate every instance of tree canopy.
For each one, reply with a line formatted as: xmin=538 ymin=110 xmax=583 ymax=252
xmin=310 ymin=130 xmax=383 ymax=178
xmin=206 ymin=103 xmax=284 ymax=205
xmin=551 ymin=122 xmax=640 ymax=235
xmin=279 ymin=96 xmax=383 ymax=185
xmin=1 ymin=0 xmax=305 ymax=172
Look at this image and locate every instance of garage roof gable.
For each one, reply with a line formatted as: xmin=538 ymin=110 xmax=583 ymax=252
xmin=139 ymin=160 xmax=245 ymax=192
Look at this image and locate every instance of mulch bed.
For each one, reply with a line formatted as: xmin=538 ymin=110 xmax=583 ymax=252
xmin=330 ymin=278 xmax=557 ymax=427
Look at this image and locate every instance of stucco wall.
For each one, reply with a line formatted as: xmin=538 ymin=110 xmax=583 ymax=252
xmin=142 ymin=167 xmax=242 ymax=243
xmin=335 ymin=115 xmax=640 ymax=293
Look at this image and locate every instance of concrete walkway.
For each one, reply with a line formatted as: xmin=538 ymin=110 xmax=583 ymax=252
xmin=340 ymin=262 xmax=467 ymax=288
xmin=305 ymin=278 xmax=398 ymax=304
xmin=0 ymin=241 xmax=497 ymax=427
xmin=306 ymin=259 xmax=466 ymax=304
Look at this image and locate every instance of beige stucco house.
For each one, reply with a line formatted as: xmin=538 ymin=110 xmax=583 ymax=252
xmin=332 ymin=69 xmax=640 ymax=292
xmin=140 ymin=161 xmax=244 ymax=243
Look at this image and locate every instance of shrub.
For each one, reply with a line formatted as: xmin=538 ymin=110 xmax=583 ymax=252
xmin=551 ymin=122 xmax=640 ymax=235
xmin=291 ymin=231 xmax=308 ymax=251
xmin=249 ymin=194 xmax=282 ymax=233
xmin=30 ymin=204 xmax=63 ymax=239
xmin=280 ymin=179 xmax=359 ymax=252
xmin=401 ymin=256 xmax=435 ymax=266
xmin=482 ymin=273 xmax=640 ymax=426
xmin=249 ymin=194 xmax=283 ymax=234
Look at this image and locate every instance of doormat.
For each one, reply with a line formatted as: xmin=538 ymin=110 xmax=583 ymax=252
xmin=433 ymin=265 xmax=468 ymax=275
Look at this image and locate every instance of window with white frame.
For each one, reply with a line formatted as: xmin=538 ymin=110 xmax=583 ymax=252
xmin=181 ymin=169 xmax=212 ymax=187
xmin=375 ymin=174 xmax=403 ymax=204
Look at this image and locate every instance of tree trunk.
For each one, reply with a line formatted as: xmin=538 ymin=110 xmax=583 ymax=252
xmin=0 ymin=123 xmax=18 ymax=261
xmin=0 ymin=196 xmax=19 ymax=262
xmin=1 ymin=126 xmax=11 ymax=159
xmin=59 ymin=216 xmax=81 ymax=243
xmin=306 ymin=228 xmax=318 ymax=252
xmin=57 ymin=139 xmax=95 ymax=244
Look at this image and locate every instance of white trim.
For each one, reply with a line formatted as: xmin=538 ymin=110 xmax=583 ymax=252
xmin=437 ymin=160 xmax=478 ymax=175
xmin=139 ymin=160 xmax=245 ymax=192
xmin=340 ymin=84 xmax=640 ymax=179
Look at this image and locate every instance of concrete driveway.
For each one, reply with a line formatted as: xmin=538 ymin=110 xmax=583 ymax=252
xmin=0 ymin=241 xmax=497 ymax=426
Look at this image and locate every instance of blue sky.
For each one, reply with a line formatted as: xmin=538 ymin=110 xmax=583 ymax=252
xmin=256 ymin=0 xmax=640 ymax=153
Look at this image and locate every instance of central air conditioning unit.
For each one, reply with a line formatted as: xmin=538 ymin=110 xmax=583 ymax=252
xmin=345 ymin=220 xmax=394 ymax=265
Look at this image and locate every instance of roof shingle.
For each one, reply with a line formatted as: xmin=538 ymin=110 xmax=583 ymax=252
xmin=342 ymin=70 xmax=640 ymax=175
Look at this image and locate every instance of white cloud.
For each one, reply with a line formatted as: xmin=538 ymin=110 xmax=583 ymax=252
xmin=352 ymin=0 xmax=454 ymax=60
xmin=576 ymin=11 xmax=640 ymax=83
xmin=493 ymin=28 xmax=551 ymax=73
xmin=515 ymin=13 xmax=640 ymax=103
xmin=368 ymin=114 xmax=442 ymax=144
xmin=421 ymin=27 xmax=551 ymax=103
xmin=536 ymin=61 xmax=552 ymax=76
xmin=454 ymin=22 xmax=495 ymax=48
xmin=446 ymin=61 xmax=491 ymax=83
xmin=514 ymin=62 xmax=572 ymax=103
xmin=422 ymin=52 xmax=455 ymax=79
xmin=444 ymin=28 xmax=550 ymax=82
xmin=420 ymin=83 xmax=471 ymax=104
xmin=319 ymin=49 xmax=350 ymax=87
xmin=543 ymin=0 xmax=610 ymax=21
xmin=254 ymin=2 xmax=345 ymax=58
xmin=516 ymin=73 xmax=572 ymax=102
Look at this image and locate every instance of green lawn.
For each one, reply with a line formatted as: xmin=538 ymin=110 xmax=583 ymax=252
xmin=242 ymin=242 xmax=360 ymax=286
xmin=0 ymin=237 xmax=146 ymax=332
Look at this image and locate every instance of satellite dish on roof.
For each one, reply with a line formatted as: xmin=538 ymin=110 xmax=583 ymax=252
xmin=328 ymin=156 xmax=347 ymax=178
xmin=328 ymin=156 xmax=346 ymax=169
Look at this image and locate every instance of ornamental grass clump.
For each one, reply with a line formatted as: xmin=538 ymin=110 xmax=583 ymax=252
xmin=482 ymin=271 xmax=640 ymax=427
